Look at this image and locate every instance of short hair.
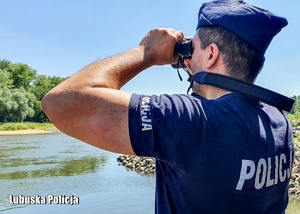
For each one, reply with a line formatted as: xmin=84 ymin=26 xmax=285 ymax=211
xmin=197 ymin=26 xmax=265 ymax=83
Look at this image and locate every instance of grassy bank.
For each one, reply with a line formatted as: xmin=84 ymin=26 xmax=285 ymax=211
xmin=0 ymin=123 xmax=54 ymax=131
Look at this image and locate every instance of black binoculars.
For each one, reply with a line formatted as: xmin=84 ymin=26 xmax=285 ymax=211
xmin=172 ymin=39 xmax=193 ymax=69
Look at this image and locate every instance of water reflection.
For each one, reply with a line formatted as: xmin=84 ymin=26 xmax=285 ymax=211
xmin=0 ymin=156 xmax=107 ymax=179
xmin=0 ymin=134 xmax=108 ymax=179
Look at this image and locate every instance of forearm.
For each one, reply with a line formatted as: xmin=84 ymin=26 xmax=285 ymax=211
xmin=57 ymin=46 xmax=152 ymax=93
xmin=48 ymin=28 xmax=183 ymax=94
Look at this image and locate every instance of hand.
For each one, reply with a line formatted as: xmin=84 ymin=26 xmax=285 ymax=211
xmin=139 ymin=28 xmax=184 ymax=66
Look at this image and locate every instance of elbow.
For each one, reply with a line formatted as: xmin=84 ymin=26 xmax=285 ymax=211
xmin=42 ymin=93 xmax=55 ymax=122
xmin=42 ymin=92 xmax=63 ymax=125
xmin=42 ymin=89 xmax=79 ymax=133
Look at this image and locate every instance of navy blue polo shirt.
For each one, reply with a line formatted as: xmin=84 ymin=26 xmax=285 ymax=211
xmin=128 ymin=93 xmax=294 ymax=214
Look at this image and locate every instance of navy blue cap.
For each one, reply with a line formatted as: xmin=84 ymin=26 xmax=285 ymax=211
xmin=197 ymin=0 xmax=288 ymax=54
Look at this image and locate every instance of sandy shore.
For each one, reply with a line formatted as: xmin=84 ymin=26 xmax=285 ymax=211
xmin=0 ymin=130 xmax=54 ymax=135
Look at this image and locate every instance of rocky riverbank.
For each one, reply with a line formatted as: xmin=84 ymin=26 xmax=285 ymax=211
xmin=290 ymin=146 xmax=300 ymax=198
xmin=117 ymin=128 xmax=300 ymax=198
xmin=289 ymin=126 xmax=300 ymax=198
xmin=117 ymin=155 xmax=156 ymax=175
xmin=290 ymin=127 xmax=300 ymax=198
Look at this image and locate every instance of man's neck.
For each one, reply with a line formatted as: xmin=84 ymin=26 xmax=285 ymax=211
xmin=192 ymin=83 xmax=231 ymax=100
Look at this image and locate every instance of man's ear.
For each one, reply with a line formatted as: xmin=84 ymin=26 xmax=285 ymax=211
xmin=183 ymin=58 xmax=192 ymax=74
xmin=205 ymin=43 xmax=220 ymax=69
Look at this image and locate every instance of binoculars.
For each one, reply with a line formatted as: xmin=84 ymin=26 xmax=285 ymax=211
xmin=172 ymin=39 xmax=193 ymax=69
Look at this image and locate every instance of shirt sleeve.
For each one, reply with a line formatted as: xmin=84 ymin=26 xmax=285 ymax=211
xmin=128 ymin=93 xmax=204 ymax=161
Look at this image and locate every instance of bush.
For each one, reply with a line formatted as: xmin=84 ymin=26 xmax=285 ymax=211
xmin=0 ymin=123 xmax=54 ymax=131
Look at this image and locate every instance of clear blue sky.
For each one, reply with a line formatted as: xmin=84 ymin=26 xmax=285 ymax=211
xmin=1 ymin=0 xmax=299 ymax=97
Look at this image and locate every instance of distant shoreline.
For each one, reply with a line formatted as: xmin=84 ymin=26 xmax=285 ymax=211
xmin=0 ymin=129 xmax=60 ymax=136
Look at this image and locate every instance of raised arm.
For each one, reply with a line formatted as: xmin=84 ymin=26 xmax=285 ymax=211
xmin=42 ymin=28 xmax=184 ymax=155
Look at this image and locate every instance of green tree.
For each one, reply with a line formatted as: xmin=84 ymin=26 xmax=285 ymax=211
xmin=27 ymin=75 xmax=66 ymax=122
xmin=287 ymin=95 xmax=300 ymax=127
xmin=293 ymin=96 xmax=300 ymax=114
xmin=0 ymin=59 xmax=66 ymax=123
xmin=0 ymin=88 xmax=35 ymax=122
xmin=27 ymin=100 xmax=49 ymax=123
xmin=0 ymin=88 xmax=15 ymax=122
xmin=0 ymin=59 xmax=13 ymax=88
xmin=30 ymin=75 xmax=66 ymax=100
xmin=6 ymin=63 xmax=37 ymax=90
xmin=0 ymin=59 xmax=11 ymax=70
xmin=11 ymin=88 xmax=35 ymax=122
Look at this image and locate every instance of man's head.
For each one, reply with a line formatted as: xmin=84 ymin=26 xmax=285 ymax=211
xmin=188 ymin=0 xmax=287 ymax=83
xmin=197 ymin=26 xmax=265 ymax=83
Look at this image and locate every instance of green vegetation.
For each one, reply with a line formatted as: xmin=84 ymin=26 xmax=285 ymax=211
xmin=286 ymin=96 xmax=300 ymax=148
xmin=0 ymin=59 xmax=67 ymax=123
xmin=1 ymin=58 xmax=300 ymax=132
xmin=287 ymin=96 xmax=300 ymax=127
xmin=0 ymin=123 xmax=54 ymax=131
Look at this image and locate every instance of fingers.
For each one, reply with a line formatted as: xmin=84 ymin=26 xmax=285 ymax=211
xmin=166 ymin=28 xmax=184 ymax=39
xmin=140 ymin=28 xmax=184 ymax=45
xmin=139 ymin=28 xmax=187 ymax=66
xmin=184 ymin=36 xmax=193 ymax=40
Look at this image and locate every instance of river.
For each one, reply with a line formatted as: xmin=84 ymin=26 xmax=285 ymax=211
xmin=0 ymin=134 xmax=299 ymax=213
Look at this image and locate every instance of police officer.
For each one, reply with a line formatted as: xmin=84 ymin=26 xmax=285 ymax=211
xmin=42 ymin=0 xmax=294 ymax=213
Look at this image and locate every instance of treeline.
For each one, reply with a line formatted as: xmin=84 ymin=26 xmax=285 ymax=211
xmin=287 ymin=96 xmax=300 ymax=127
xmin=1 ymin=58 xmax=300 ymax=125
xmin=0 ymin=59 xmax=66 ymax=123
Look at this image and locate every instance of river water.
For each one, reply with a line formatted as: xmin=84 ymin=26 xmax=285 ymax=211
xmin=0 ymin=134 xmax=299 ymax=214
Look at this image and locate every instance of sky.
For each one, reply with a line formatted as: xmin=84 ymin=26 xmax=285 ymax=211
xmin=1 ymin=0 xmax=299 ymax=97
